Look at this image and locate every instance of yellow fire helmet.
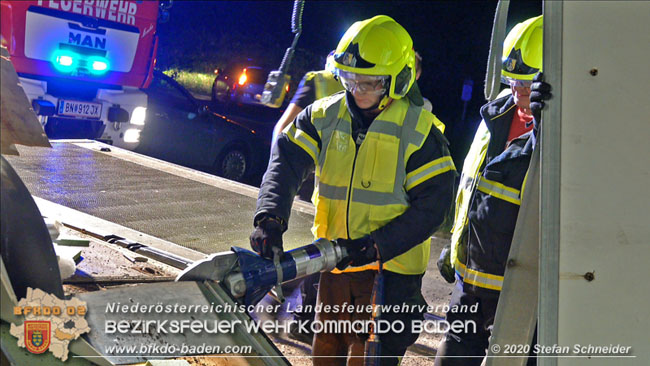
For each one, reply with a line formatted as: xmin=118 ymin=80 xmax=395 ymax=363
xmin=331 ymin=15 xmax=416 ymax=109
xmin=502 ymin=15 xmax=543 ymax=83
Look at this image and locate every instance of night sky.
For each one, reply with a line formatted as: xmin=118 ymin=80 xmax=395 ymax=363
xmin=158 ymin=0 xmax=542 ymax=164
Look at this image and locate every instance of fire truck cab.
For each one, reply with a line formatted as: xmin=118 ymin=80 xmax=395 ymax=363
xmin=1 ymin=0 xmax=164 ymax=150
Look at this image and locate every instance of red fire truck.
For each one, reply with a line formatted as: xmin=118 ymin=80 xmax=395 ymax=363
xmin=1 ymin=0 xmax=168 ymax=149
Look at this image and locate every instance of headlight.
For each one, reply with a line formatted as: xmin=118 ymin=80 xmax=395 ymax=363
xmin=123 ymin=128 xmax=141 ymax=143
xmin=130 ymin=106 xmax=146 ymax=125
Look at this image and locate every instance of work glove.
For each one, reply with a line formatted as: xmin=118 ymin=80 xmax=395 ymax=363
xmin=335 ymin=235 xmax=378 ymax=270
xmin=530 ymin=72 xmax=552 ymax=131
xmin=250 ymin=215 xmax=285 ymax=259
xmin=437 ymin=244 xmax=456 ymax=283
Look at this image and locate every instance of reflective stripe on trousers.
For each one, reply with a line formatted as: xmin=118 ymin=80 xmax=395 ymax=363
xmin=454 ymin=256 xmax=504 ymax=291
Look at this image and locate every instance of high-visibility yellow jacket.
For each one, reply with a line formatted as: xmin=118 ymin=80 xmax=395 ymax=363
xmin=290 ymin=71 xmax=344 ymax=109
xmin=305 ymin=71 xmax=344 ymax=100
xmin=256 ymin=92 xmax=455 ymax=275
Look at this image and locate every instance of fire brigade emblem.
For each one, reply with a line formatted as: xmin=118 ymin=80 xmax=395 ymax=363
xmin=506 ymin=58 xmax=517 ymax=72
xmin=25 ymin=321 xmax=51 ymax=354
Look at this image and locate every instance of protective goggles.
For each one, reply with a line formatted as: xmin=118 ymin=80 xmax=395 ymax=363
xmin=337 ymin=71 xmax=389 ymax=95
xmin=507 ymin=78 xmax=533 ymax=88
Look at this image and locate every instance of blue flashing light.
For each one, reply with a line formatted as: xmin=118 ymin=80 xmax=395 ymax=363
xmin=92 ymin=60 xmax=107 ymax=71
xmin=58 ymin=55 xmax=73 ymax=66
xmin=52 ymin=50 xmax=78 ymax=72
xmin=88 ymin=56 xmax=110 ymax=75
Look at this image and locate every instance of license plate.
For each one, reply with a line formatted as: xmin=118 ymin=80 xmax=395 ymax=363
xmin=57 ymin=100 xmax=102 ymax=119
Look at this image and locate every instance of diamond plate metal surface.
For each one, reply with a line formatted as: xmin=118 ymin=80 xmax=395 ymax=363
xmin=6 ymin=143 xmax=314 ymax=254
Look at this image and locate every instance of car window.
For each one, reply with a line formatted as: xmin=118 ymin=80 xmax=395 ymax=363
xmin=149 ymin=75 xmax=187 ymax=100
xmin=149 ymin=73 xmax=197 ymax=111
xmin=246 ymin=68 xmax=266 ymax=84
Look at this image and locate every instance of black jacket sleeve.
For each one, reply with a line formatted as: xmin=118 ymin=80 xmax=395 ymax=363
xmin=371 ymin=128 xmax=457 ymax=262
xmin=254 ymin=106 xmax=319 ymax=229
xmin=289 ymin=74 xmax=317 ymax=109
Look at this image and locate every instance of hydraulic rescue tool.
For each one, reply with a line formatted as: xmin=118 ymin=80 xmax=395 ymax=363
xmin=176 ymin=238 xmax=347 ymax=306
xmin=178 ymin=238 xmax=385 ymax=364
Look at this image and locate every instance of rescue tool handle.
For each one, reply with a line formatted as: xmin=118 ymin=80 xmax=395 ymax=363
xmin=364 ymin=263 xmax=384 ymax=366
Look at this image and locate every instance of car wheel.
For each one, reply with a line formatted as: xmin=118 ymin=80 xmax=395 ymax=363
xmin=217 ymin=146 xmax=248 ymax=182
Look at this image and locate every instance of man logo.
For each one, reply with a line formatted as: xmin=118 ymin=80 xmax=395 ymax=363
xmin=25 ymin=321 xmax=51 ymax=354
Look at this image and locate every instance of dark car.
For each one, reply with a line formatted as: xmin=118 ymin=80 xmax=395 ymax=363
xmin=230 ymin=66 xmax=267 ymax=105
xmin=136 ymin=70 xmax=273 ymax=184
xmin=212 ymin=64 xmax=274 ymax=107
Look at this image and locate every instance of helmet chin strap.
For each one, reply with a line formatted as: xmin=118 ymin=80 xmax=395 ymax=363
xmin=376 ymin=94 xmax=391 ymax=110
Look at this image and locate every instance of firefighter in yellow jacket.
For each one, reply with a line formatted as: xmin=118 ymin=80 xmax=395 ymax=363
xmin=434 ymin=15 xmax=548 ymax=365
xmin=251 ymin=15 xmax=456 ymax=366
xmin=272 ymin=54 xmax=344 ymax=143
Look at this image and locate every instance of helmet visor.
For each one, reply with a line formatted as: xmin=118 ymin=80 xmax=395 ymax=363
xmin=506 ymin=78 xmax=533 ymax=88
xmin=337 ymin=70 xmax=389 ymax=95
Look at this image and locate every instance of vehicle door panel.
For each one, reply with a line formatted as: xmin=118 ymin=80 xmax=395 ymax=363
xmin=138 ymin=74 xmax=219 ymax=167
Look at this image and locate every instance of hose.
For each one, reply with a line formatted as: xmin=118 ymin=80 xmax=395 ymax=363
xmin=291 ymin=0 xmax=304 ymax=34
xmin=278 ymin=0 xmax=304 ymax=73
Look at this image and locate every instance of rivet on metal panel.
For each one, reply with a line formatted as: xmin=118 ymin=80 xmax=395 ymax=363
xmin=589 ymin=68 xmax=598 ymax=76
xmin=507 ymin=258 xmax=516 ymax=268
xmin=583 ymin=271 xmax=595 ymax=281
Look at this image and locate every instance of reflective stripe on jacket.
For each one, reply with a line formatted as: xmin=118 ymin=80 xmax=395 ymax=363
xmin=285 ymin=93 xmax=452 ymax=275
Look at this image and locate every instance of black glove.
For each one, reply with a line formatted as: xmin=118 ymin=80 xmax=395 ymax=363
xmin=335 ymin=235 xmax=378 ymax=270
xmin=530 ymin=72 xmax=552 ymax=130
xmin=437 ymin=244 xmax=456 ymax=283
xmin=250 ymin=215 xmax=285 ymax=259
